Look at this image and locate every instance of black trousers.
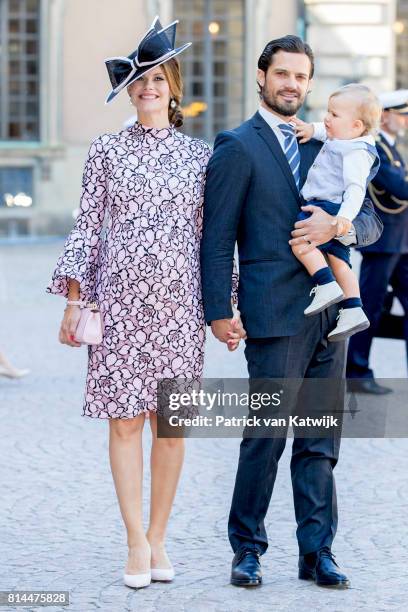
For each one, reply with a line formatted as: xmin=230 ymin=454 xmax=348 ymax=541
xmin=347 ymin=253 xmax=408 ymax=379
xmin=228 ymin=307 xmax=345 ymax=556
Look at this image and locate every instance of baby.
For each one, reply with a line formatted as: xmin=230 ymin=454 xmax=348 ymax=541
xmin=292 ymin=83 xmax=382 ymax=342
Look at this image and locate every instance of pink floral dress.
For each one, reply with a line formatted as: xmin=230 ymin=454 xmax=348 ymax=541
xmin=47 ymin=122 xmax=214 ymax=419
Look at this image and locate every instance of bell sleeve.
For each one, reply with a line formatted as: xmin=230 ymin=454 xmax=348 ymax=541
xmin=46 ymin=135 xmax=107 ymax=302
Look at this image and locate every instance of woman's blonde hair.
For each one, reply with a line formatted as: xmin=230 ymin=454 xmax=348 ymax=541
xmin=161 ymin=58 xmax=184 ymax=128
xmin=330 ymin=83 xmax=382 ymax=135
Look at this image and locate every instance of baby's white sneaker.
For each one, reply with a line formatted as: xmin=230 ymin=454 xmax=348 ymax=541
xmin=304 ymin=281 xmax=344 ymax=316
xmin=328 ymin=307 xmax=370 ymax=342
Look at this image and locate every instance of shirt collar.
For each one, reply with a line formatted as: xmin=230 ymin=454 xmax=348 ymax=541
xmin=380 ymin=130 xmax=396 ymax=147
xmin=351 ymin=134 xmax=376 ymax=145
xmin=258 ymin=105 xmax=292 ymax=132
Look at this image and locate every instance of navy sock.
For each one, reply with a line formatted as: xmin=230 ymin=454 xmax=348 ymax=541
xmin=340 ymin=297 xmax=362 ymax=309
xmin=312 ymin=267 xmax=335 ymax=286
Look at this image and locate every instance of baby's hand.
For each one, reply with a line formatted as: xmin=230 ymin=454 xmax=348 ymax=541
xmin=292 ymin=117 xmax=314 ymax=143
xmin=335 ymin=216 xmax=352 ymax=237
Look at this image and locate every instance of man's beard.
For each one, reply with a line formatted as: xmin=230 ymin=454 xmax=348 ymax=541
xmin=262 ymin=87 xmax=304 ymax=117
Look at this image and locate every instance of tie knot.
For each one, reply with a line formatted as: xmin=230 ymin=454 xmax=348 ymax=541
xmin=278 ymin=123 xmax=296 ymax=138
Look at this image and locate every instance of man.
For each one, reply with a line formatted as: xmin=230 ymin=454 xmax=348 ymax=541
xmin=347 ymin=90 xmax=408 ymax=393
xmin=201 ymin=36 xmax=382 ymax=589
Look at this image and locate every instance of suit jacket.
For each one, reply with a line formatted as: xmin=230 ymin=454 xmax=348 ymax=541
xmin=201 ymin=111 xmax=383 ymax=338
xmin=360 ymin=133 xmax=408 ymax=254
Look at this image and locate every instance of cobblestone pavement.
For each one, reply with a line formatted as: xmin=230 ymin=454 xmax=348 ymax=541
xmin=1 ymin=242 xmax=407 ymax=612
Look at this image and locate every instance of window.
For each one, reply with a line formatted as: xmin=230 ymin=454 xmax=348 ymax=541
xmin=395 ymin=1 xmax=408 ymax=154
xmin=174 ymin=0 xmax=245 ymax=140
xmin=396 ymin=0 xmax=408 ymax=89
xmin=0 ymin=0 xmax=41 ymax=141
xmin=0 ymin=166 xmax=33 ymax=208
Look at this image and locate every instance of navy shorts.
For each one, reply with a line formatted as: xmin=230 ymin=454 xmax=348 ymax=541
xmin=297 ymin=199 xmax=351 ymax=267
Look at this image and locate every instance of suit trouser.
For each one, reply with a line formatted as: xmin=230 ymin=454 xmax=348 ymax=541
xmin=228 ymin=307 xmax=345 ymax=556
xmin=347 ymin=253 xmax=408 ymax=379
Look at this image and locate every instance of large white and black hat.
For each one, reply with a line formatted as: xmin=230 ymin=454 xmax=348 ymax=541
xmin=104 ymin=16 xmax=191 ymax=104
xmin=378 ymin=90 xmax=408 ymax=115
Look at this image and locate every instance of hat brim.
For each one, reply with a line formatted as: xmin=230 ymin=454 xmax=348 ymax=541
xmin=105 ymin=42 xmax=192 ymax=104
xmin=382 ymin=101 xmax=408 ymax=115
xmin=389 ymin=106 xmax=408 ymax=115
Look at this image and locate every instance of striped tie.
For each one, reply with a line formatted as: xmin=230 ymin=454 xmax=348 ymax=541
xmin=278 ymin=123 xmax=300 ymax=191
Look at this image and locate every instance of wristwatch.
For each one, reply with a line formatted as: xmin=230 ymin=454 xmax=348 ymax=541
xmin=336 ymin=225 xmax=356 ymax=246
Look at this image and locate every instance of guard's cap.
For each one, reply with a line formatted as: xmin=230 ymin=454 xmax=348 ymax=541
xmin=378 ymin=90 xmax=408 ymax=114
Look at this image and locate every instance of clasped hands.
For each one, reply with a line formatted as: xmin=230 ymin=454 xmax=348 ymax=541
xmin=211 ymin=311 xmax=247 ymax=352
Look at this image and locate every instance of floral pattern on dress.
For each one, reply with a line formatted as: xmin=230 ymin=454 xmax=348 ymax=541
xmin=47 ymin=122 xmax=214 ymax=419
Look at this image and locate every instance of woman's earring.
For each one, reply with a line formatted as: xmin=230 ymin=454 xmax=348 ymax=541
xmin=129 ymin=97 xmax=133 ymax=106
xmin=170 ymin=98 xmax=177 ymax=109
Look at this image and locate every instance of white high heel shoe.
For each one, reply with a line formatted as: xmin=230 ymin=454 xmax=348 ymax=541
xmin=123 ymin=571 xmax=151 ymax=589
xmin=0 ymin=365 xmax=30 ymax=379
xmin=151 ymin=566 xmax=175 ymax=582
xmin=124 ymin=543 xmax=152 ymax=588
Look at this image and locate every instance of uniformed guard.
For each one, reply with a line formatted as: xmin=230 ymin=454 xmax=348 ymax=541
xmin=347 ymin=90 xmax=408 ymax=393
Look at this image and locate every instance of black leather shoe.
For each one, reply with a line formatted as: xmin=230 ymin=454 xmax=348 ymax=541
xmin=299 ymin=547 xmax=350 ymax=588
xmin=347 ymin=379 xmax=392 ymax=395
xmin=231 ymin=548 xmax=262 ymax=587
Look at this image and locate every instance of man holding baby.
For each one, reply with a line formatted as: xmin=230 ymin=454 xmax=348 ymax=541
xmin=201 ymin=35 xmax=383 ymax=588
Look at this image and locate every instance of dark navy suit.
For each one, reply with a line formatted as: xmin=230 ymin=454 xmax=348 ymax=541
xmin=201 ymin=111 xmax=383 ymax=556
xmin=347 ymin=133 xmax=408 ymax=378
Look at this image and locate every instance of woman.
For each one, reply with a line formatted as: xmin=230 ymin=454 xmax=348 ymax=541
xmin=47 ymin=17 xmax=244 ymax=589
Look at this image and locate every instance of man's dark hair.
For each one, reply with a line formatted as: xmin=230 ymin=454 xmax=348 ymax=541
xmin=258 ymin=35 xmax=314 ymax=78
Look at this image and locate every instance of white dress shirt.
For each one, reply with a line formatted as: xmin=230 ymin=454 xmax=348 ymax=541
xmin=258 ymin=106 xmax=289 ymax=151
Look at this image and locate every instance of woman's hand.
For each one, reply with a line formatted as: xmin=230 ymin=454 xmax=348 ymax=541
xmin=227 ymin=312 xmax=247 ymax=352
xmin=292 ymin=117 xmax=314 ymax=144
xmin=59 ymin=305 xmax=82 ymax=347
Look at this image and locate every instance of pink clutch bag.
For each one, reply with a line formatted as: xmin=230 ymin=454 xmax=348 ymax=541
xmin=74 ymin=302 xmax=103 ymax=345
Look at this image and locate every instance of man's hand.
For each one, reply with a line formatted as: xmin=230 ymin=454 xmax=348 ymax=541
xmin=288 ymin=205 xmax=338 ymax=254
xmin=292 ymin=117 xmax=314 ymax=144
xmin=211 ymin=319 xmax=233 ymax=343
